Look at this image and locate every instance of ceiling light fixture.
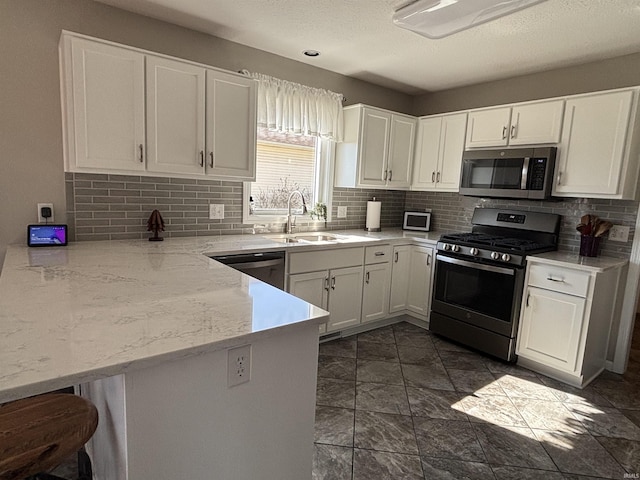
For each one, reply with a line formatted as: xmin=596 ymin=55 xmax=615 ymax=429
xmin=303 ymin=50 xmax=321 ymax=57
xmin=392 ymin=0 xmax=547 ymax=39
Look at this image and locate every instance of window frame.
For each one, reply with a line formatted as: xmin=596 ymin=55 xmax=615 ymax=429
xmin=242 ymin=137 xmax=335 ymax=225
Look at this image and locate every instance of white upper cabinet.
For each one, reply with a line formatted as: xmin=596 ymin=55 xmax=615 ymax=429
xmin=412 ymin=112 xmax=467 ymax=191
xmin=553 ymin=90 xmax=640 ymax=199
xmin=335 ymin=105 xmax=416 ymax=190
xmin=60 ymin=32 xmax=257 ymax=180
xmin=64 ymin=37 xmax=146 ymax=172
xmin=205 ymin=71 xmax=257 ymax=180
xmin=465 ymin=100 xmax=564 ymax=148
xmin=146 ymin=56 xmax=206 ymax=176
xmin=387 ymin=114 xmax=416 ymax=188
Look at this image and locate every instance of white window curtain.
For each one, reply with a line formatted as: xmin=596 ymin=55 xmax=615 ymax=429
xmin=242 ymin=71 xmax=344 ymax=142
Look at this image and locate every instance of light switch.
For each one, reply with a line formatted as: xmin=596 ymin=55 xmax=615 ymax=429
xmin=337 ymin=206 xmax=347 ymax=218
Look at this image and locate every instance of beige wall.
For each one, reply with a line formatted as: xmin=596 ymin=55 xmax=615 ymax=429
xmin=0 ymin=0 xmax=413 ymax=269
xmin=414 ymin=52 xmax=640 ymax=115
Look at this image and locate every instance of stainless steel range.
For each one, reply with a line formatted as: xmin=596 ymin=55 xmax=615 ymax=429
xmin=430 ymin=208 xmax=560 ymax=362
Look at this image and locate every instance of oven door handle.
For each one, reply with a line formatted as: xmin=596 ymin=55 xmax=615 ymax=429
xmin=436 ymin=254 xmax=515 ymax=276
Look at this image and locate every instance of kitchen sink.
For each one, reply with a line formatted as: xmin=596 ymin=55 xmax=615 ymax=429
xmin=294 ymin=234 xmax=337 ymax=242
xmin=269 ymin=236 xmax=300 ymax=244
xmin=267 ymin=234 xmax=339 ymax=244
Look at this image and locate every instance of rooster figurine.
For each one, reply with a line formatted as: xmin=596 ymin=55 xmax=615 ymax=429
xmin=147 ymin=209 xmax=165 ymax=242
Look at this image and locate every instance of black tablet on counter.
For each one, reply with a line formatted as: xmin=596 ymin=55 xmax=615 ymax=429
xmin=27 ymin=224 xmax=68 ymax=247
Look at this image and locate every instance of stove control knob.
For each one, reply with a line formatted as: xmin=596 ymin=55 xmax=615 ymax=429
xmin=443 ymin=243 xmax=452 ymax=251
xmin=490 ymin=251 xmax=500 ymax=260
xmin=452 ymin=245 xmax=460 ymax=253
xmin=501 ymin=253 xmax=511 ymax=262
xmin=469 ymin=248 xmax=479 ymax=256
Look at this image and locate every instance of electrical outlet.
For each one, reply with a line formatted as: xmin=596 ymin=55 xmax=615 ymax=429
xmin=227 ymin=344 xmax=251 ymax=387
xmin=209 ymin=204 xmax=224 ymax=220
xmin=337 ymin=206 xmax=347 ymax=218
xmin=37 ymin=203 xmax=54 ymax=223
xmin=609 ymin=225 xmax=630 ymax=242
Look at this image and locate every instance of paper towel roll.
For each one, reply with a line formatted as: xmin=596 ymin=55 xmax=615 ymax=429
xmin=366 ymin=199 xmax=381 ymax=232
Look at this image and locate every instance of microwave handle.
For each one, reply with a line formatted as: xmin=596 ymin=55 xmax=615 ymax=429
xmin=521 ymin=157 xmax=530 ymax=190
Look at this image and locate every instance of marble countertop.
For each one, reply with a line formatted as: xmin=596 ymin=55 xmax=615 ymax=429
xmin=527 ymin=251 xmax=629 ymax=272
xmin=0 ymin=228 xmax=441 ymax=403
xmin=0 ymin=238 xmax=332 ymax=403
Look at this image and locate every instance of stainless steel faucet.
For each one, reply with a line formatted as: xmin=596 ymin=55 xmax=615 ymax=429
xmin=286 ymin=190 xmax=308 ymax=234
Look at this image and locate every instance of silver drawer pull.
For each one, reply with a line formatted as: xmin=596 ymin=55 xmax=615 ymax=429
xmin=547 ymin=276 xmax=564 ymax=283
xmin=365 ymin=271 xmax=370 ymax=284
xmin=374 ymin=252 xmax=385 ymax=256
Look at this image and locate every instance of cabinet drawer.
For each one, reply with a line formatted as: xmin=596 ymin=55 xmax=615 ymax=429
xmin=365 ymin=244 xmax=391 ymax=264
xmin=528 ymin=264 xmax=590 ymax=297
xmin=288 ymin=247 xmax=364 ymax=274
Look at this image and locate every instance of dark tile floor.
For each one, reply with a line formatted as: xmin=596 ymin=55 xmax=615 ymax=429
xmin=313 ymin=317 xmax=640 ymax=480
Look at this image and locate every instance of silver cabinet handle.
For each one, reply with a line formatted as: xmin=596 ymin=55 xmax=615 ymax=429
xmin=383 ymin=170 xmax=388 ymax=181
xmin=389 ymin=170 xmax=392 ymax=181
xmin=547 ymin=276 xmax=564 ymax=283
xmin=436 ymin=172 xmax=441 ymax=182
xmin=139 ymin=144 xmax=144 ymax=163
xmin=394 ymin=251 xmax=399 ymax=263
xmin=427 ymin=254 xmax=431 ymax=266
xmin=526 ymin=293 xmax=530 ymax=307
xmin=199 ymin=150 xmax=204 ymax=167
xmin=510 ymin=124 xmax=516 ymax=139
xmin=331 ymin=276 xmax=336 ymax=290
xmin=365 ymin=271 xmax=370 ymax=284
xmin=209 ymin=151 xmax=214 ymax=168
xmin=324 ymin=277 xmax=330 ymax=291
xmin=432 ymin=171 xmax=435 ymax=182
xmin=374 ymin=252 xmax=385 ymax=256
xmin=502 ymin=126 xmax=507 ymax=139
xmin=557 ymin=171 xmax=562 ymax=185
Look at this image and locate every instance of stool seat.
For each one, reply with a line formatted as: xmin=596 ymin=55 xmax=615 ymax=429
xmin=0 ymin=394 xmax=98 ymax=480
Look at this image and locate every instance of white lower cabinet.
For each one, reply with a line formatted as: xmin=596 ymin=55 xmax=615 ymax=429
xmin=406 ymin=246 xmax=433 ymax=316
xmin=362 ymin=245 xmax=391 ymax=323
xmin=287 ymin=247 xmax=364 ymax=334
xmin=389 ymin=245 xmax=411 ymax=313
xmin=516 ymin=258 xmax=625 ymax=387
xmin=389 ymin=245 xmax=433 ymax=318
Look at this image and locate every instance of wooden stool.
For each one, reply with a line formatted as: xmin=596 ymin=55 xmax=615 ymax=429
xmin=0 ymin=394 xmax=98 ymax=480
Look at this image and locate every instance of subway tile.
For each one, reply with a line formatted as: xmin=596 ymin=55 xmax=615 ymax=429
xmin=141 ymin=176 xmax=171 ymax=183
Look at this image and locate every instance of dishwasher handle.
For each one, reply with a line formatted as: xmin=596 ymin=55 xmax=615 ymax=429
xmin=217 ymin=258 xmax=283 ymax=270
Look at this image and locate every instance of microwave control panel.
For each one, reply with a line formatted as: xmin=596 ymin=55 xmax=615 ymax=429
xmin=528 ymin=158 xmax=547 ymax=190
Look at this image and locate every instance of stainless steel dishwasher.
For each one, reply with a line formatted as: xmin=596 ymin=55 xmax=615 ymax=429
xmin=210 ymin=251 xmax=285 ymax=290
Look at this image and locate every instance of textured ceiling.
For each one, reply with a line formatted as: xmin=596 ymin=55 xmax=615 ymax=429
xmin=94 ymin=0 xmax=640 ymax=94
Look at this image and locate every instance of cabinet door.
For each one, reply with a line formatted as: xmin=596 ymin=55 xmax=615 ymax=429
xmin=205 ymin=70 xmax=257 ymax=180
xmin=509 ymin=100 xmax=564 ymax=146
xmin=386 ymin=114 xmax=416 ymax=188
xmin=517 ymin=286 xmax=586 ymax=373
xmin=362 ymin=263 xmax=390 ymax=323
xmin=554 ymin=90 xmax=633 ymax=196
xmin=466 ymin=107 xmax=511 ymax=148
xmin=146 ymin=56 xmax=206 ymax=175
xmin=70 ymin=38 xmax=146 ymax=171
xmin=389 ymin=246 xmax=411 ymax=313
xmin=327 ymin=266 xmax=363 ymax=331
xmin=436 ymin=113 xmax=467 ymax=190
xmin=406 ymin=246 xmax=433 ymax=316
xmin=411 ymin=117 xmax=441 ymax=190
xmin=358 ymin=108 xmax=390 ymax=187
xmin=288 ymin=271 xmax=329 ymax=334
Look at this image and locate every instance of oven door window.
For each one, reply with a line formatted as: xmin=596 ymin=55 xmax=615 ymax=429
xmin=463 ymin=158 xmax=524 ymax=190
xmin=434 ymin=255 xmax=516 ymax=323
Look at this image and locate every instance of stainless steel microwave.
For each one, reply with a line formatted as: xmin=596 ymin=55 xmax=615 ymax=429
xmin=403 ymin=211 xmax=431 ymax=231
xmin=459 ymin=147 xmax=556 ymax=199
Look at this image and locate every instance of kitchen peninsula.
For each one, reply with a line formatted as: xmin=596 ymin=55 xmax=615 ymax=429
xmin=0 ymin=237 xmax=329 ymax=480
